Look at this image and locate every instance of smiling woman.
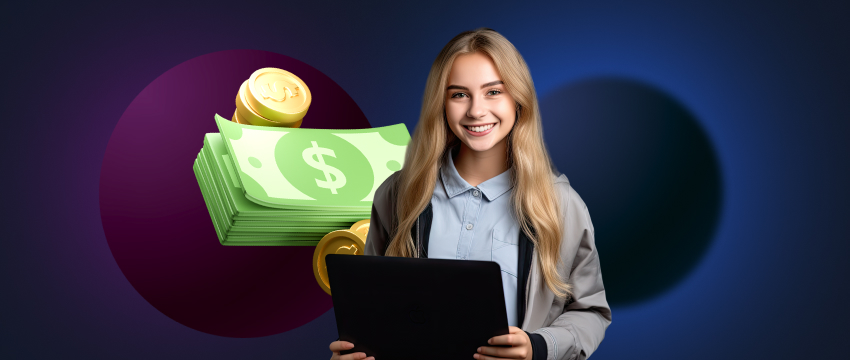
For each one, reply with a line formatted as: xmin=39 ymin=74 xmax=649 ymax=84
xmin=445 ymin=52 xmax=517 ymax=186
xmin=330 ymin=28 xmax=611 ymax=360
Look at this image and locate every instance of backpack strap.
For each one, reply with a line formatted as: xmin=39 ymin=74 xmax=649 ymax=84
xmin=517 ymin=226 xmax=535 ymax=328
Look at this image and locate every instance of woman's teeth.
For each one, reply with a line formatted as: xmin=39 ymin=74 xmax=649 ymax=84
xmin=465 ymin=124 xmax=494 ymax=132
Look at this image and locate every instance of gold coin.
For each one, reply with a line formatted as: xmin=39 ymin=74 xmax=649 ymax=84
xmin=349 ymin=219 xmax=370 ymax=239
xmin=287 ymin=118 xmax=303 ymax=128
xmin=246 ymin=67 xmax=311 ymax=125
xmin=235 ymin=80 xmax=291 ymax=127
xmin=231 ymin=109 xmax=250 ymax=125
xmin=234 ymin=105 xmax=302 ymax=128
xmin=312 ymin=229 xmax=366 ymax=296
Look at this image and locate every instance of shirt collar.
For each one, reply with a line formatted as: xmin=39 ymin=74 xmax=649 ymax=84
xmin=440 ymin=148 xmax=514 ymax=201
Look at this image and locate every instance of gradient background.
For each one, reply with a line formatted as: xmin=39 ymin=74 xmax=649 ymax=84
xmin=2 ymin=1 xmax=849 ymax=359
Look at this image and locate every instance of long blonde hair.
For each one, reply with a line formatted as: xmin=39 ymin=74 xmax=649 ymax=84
xmin=385 ymin=28 xmax=572 ymax=299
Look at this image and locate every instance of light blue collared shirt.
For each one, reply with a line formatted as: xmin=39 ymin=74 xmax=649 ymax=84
xmin=428 ymin=149 xmax=521 ymax=326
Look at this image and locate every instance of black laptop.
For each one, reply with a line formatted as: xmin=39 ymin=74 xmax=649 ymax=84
xmin=326 ymin=254 xmax=510 ymax=360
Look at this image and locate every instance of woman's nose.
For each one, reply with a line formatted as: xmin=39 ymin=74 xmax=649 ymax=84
xmin=467 ymin=98 xmax=487 ymax=119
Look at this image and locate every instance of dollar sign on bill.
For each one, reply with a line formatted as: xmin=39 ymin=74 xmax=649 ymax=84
xmin=302 ymin=141 xmax=347 ymax=194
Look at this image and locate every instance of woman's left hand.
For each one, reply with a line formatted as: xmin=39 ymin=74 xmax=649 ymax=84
xmin=473 ymin=326 xmax=533 ymax=360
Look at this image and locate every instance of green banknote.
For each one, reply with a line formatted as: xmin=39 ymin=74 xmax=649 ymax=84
xmin=213 ymin=114 xmax=410 ymax=210
xmin=195 ymin=152 xmax=349 ymax=246
xmin=202 ymin=134 xmax=370 ymax=219
xmin=197 ymin=149 xmax=359 ymax=229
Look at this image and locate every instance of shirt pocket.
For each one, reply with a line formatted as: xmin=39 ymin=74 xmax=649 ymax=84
xmin=490 ymin=228 xmax=518 ymax=278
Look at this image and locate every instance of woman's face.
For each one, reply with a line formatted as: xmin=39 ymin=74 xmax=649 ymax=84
xmin=445 ymin=52 xmax=516 ymax=154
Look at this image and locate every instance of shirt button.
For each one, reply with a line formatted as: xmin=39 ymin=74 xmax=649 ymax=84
xmin=466 ymin=224 xmax=473 ymax=230
xmin=473 ymin=190 xmax=480 ymax=197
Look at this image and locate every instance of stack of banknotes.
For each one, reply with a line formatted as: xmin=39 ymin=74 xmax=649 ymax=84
xmin=193 ymin=114 xmax=410 ymax=246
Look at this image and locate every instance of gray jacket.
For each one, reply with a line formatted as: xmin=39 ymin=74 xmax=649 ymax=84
xmin=364 ymin=171 xmax=612 ymax=360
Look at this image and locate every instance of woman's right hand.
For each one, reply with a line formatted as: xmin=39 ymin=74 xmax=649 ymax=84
xmin=329 ymin=340 xmax=374 ymax=360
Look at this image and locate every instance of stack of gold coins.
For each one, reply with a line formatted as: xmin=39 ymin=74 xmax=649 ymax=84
xmin=232 ymin=67 xmax=311 ymax=127
xmin=313 ymin=219 xmax=370 ymax=295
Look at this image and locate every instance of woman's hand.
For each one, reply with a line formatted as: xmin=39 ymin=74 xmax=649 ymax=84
xmin=329 ymin=340 xmax=374 ymax=360
xmin=473 ymin=326 xmax=533 ymax=360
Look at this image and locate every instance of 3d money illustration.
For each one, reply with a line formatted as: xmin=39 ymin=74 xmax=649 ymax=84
xmin=193 ymin=67 xmax=410 ymax=247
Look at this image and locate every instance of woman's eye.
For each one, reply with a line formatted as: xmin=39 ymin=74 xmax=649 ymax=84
xmin=487 ymin=90 xmax=501 ymax=96
xmin=451 ymin=92 xmax=468 ymax=98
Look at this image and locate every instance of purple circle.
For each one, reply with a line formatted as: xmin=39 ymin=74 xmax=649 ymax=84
xmin=99 ymin=50 xmax=370 ymax=337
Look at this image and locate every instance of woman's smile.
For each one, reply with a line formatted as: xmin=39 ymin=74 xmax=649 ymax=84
xmin=463 ymin=122 xmax=497 ymax=136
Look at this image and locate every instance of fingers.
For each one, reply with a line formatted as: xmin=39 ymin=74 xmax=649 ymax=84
xmin=474 ymin=346 xmax=528 ymax=360
xmin=487 ymin=333 xmax=527 ymax=346
xmin=329 ymin=340 xmax=354 ymax=352
xmin=477 ymin=328 xmax=530 ymax=359
xmin=329 ymin=341 xmax=373 ymax=360
xmin=340 ymin=354 xmax=372 ymax=360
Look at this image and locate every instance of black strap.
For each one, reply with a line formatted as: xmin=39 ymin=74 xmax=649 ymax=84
xmin=402 ymin=202 xmax=434 ymax=258
xmin=410 ymin=202 xmax=434 ymax=258
xmin=420 ymin=203 xmax=433 ymax=258
xmin=519 ymin=228 xmax=545 ymax=359
xmin=516 ymin=227 xmax=535 ymax=328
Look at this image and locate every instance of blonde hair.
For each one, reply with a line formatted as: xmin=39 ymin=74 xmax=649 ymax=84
xmin=385 ymin=28 xmax=572 ymax=299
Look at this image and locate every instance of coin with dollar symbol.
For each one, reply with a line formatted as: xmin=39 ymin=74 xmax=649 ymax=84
xmin=312 ymin=220 xmax=369 ymax=296
xmin=246 ymin=67 xmax=311 ymax=125
xmin=276 ymin=131 xmax=374 ymax=204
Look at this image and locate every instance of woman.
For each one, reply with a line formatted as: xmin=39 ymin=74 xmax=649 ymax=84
xmin=330 ymin=28 xmax=611 ymax=360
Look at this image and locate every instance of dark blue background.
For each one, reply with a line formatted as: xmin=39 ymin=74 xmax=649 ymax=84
xmin=2 ymin=1 xmax=848 ymax=358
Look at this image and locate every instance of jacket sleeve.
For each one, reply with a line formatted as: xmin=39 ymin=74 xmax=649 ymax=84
xmin=532 ymin=185 xmax=612 ymax=360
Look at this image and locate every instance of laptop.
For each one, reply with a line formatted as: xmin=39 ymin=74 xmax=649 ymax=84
xmin=326 ymin=254 xmax=510 ymax=360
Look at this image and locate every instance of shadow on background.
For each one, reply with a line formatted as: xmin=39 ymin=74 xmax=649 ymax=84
xmin=541 ymin=78 xmax=724 ymax=306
